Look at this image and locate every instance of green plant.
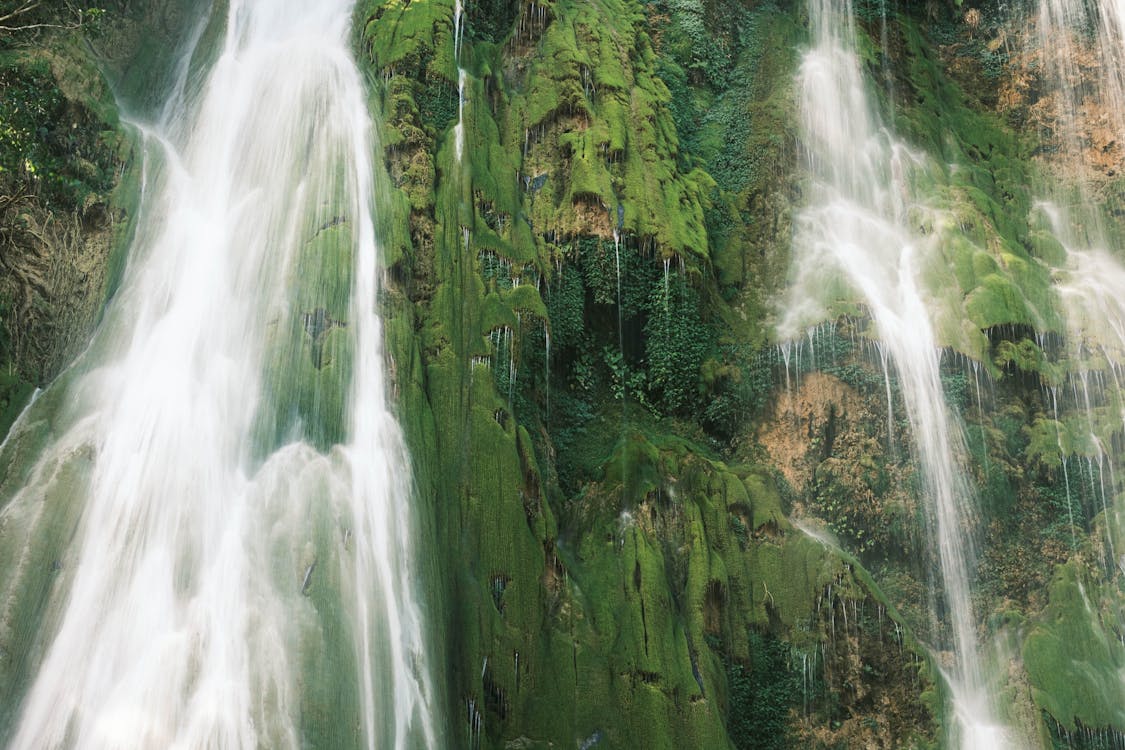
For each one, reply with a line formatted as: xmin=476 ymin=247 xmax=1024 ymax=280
xmin=644 ymin=273 xmax=712 ymax=413
xmin=602 ymin=345 xmax=647 ymax=403
xmin=724 ymin=630 xmax=802 ymax=750
xmin=466 ymin=0 xmax=519 ymax=44
xmin=546 ymin=267 xmax=585 ymax=349
xmin=416 ymin=72 xmax=458 ymax=134
xmin=0 ymin=58 xmax=116 ymax=208
xmin=0 ymin=2 xmax=105 ymax=44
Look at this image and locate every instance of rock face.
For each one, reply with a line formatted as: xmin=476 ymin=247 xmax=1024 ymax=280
xmin=9 ymin=0 xmax=1125 ymax=747
xmin=363 ymin=0 xmax=941 ymax=746
xmin=364 ymin=0 xmax=1125 ymax=745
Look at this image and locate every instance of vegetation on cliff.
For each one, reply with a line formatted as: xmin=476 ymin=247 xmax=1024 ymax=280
xmin=0 ymin=0 xmax=198 ymax=436
xmin=360 ymin=0 xmax=1125 ymax=745
xmin=357 ymin=0 xmax=957 ymax=745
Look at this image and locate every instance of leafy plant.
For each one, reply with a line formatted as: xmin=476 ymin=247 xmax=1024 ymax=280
xmin=546 ymin=266 xmax=586 ymax=349
xmin=644 ymin=273 xmax=712 ymax=413
xmin=724 ymin=630 xmax=801 ymax=750
xmin=602 ymin=345 xmax=647 ymax=403
xmin=0 ymin=58 xmax=116 ymax=208
xmin=467 ymin=0 xmax=519 ymax=44
xmin=416 ymin=72 xmax=458 ymax=134
xmin=0 ymin=1 xmax=104 ymax=42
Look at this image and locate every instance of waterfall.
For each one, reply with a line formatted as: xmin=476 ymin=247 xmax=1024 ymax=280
xmin=0 ymin=1 xmax=439 ymax=748
xmin=1037 ymin=0 xmax=1125 ymax=218
xmin=453 ymin=0 xmax=468 ymax=165
xmin=1036 ymin=0 xmax=1125 ymax=570
xmin=780 ymin=0 xmax=1009 ymax=745
xmin=1039 ymin=202 xmax=1125 ymax=576
xmin=455 ymin=67 xmax=468 ymax=164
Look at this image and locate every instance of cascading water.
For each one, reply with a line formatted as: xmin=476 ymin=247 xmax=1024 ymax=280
xmin=455 ymin=67 xmax=468 ymax=164
xmin=1039 ymin=203 xmax=1125 ymax=565
xmin=1035 ymin=0 xmax=1125 ymax=571
xmin=453 ymin=0 xmax=468 ymax=164
xmin=1037 ymin=0 xmax=1125 ymax=214
xmin=781 ymin=0 xmax=1009 ymax=745
xmin=0 ymin=1 xmax=439 ymax=748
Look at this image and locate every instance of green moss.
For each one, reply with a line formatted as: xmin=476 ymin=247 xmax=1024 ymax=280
xmin=740 ymin=470 xmax=786 ymax=533
xmin=1023 ymin=562 xmax=1125 ymax=733
xmin=964 ymin=274 xmax=1032 ymax=330
xmin=1026 ymin=230 xmax=1067 ymax=268
xmin=501 ymin=0 xmax=713 ymax=261
xmin=361 ymin=0 xmax=456 ymax=76
xmin=254 ymin=222 xmax=357 ymax=451
xmin=886 ymin=14 xmax=1073 ymax=368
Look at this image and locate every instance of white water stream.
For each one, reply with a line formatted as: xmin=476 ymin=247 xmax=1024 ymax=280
xmin=781 ymin=0 xmax=1009 ymax=745
xmin=1036 ymin=0 xmax=1125 ymax=565
xmin=1028 ymin=0 xmax=1125 ymax=727
xmin=0 ymin=1 xmax=438 ymax=747
xmin=453 ymin=0 xmax=468 ymax=164
xmin=1040 ymin=199 xmax=1125 ymax=571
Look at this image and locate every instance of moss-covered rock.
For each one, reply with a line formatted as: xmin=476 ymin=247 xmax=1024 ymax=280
xmin=1023 ymin=561 xmax=1125 ymax=733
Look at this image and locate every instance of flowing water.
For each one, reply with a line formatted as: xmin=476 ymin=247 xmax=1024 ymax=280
xmin=781 ymin=0 xmax=1009 ymax=744
xmin=0 ymin=1 xmax=439 ymax=747
xmin=454 ymin=67 xmax=468 ymax=164
xmin=453 ymin=0 xmax=468 ymax=164
xmin=1035 ymin=0 xmax=1125 ymax=568
xmin=1038 ymin=0 xmax=1125 ymax=209
xmin=1056 ymin=249 xmax=1125 ymax=559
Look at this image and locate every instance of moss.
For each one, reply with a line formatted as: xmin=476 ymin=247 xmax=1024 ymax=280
xmin=503 ymin=283 xmax=548 ymax=319
xmin=1023 ymin=562 xmax=1125 ymax=733
xmin=287 ymin=499 xmax=365 ymax=749
xmin=880 ymin=13 xmax=1075 ymax=371
xmin=1026 ymin=229 xmax=1067 ymax=268
xmin=738 ymin=470 xmax=786 ymax=533
xmin=361 ymin=0 xmax=456 ymax=76
xmin=253 ymin=219 xmax=358 ymax=452
xmin=502 ymin=0 xmax=714 ymax=261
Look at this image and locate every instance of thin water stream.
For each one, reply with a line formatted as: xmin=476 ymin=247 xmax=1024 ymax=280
xmin=454 ymin=0 xmax=468 ymax=164
xmin=782 ymin=0 xmax=1009 ymax=744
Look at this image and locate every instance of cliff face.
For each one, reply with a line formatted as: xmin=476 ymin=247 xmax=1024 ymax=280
xmin=4 ymin=0 xmax=1125 ymax=747
xmin=363 ymin=0 xmax=941 ymax=746
xmin=362 ymin=0 xmax=1125 ymax=746
xmin=0 ymin=22 xmax=122 ymax=434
